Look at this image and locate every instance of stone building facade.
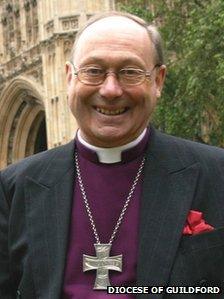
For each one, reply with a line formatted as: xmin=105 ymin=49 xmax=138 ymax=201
xmin=0 ymin=0 xmax=115 ymax=169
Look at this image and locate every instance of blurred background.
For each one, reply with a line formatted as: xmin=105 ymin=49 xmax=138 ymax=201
xmin=0 ymin=0 xmax=223 ymax=169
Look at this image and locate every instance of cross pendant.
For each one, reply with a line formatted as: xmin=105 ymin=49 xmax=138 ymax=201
xmin=83 ymin=244 xmax=122 ymax=290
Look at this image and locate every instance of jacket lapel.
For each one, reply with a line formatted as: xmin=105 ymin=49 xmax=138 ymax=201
xmin=25 ymin=141 xmax=75 ymax=299
xmin=137 ymin=129 xmax=200 ymax=298
xmin=24 ymin=129 xmax=200 ymax=298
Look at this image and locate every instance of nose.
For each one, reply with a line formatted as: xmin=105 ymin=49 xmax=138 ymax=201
xmin=99 ymin=73 xmax=123 ymax=99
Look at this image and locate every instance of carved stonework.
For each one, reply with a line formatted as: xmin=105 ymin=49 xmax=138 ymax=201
xmin=87 ymin=14 xmax=93 ymax=20
xmin=45 ymin=20 xmax=54 ymax=36
xmin=71 ymin=19 xmax=78 ymax=29
xmin=31 ymin=0 xmax=37 ymax=7
xmin=27 ymin=66 xmax=43 ymax=84
xmin=7 ymin=101 xmax=27 ymax=165
xmin=62 ymin=20 xmax=69 ymax=30
xmin=9 ymin=46 xmax=16 ymax=59
xmin=47 ymin=43 xmax=55 ymax=55
xmin=63 ymin=40 xmax=72 ymax=54
xmin=0 ymin=45 xmax=42 ymax=84
xmin=6 ymin=3 xmax=13 ymax=13
xmin=14 ymin=4 xmax=20 ymax=18
xmin=24 ymin=0 xmax=30 ymax=12
xmin=1 ymin=13 xmax=7 ymax=26
xmin=33 ymin=18 xmax=38 ymax=26
xmin=1 ymin=0 xmax=22 ymax=58
xmin=60 ymin=16 xmax=79 ymax=31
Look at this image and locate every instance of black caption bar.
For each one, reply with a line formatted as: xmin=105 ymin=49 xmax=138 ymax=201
xmin=107 ymin=286 xmax=221 ymax=295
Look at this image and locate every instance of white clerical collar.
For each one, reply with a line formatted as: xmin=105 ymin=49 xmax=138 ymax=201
xmin=77 ymin=128 xmax=147 ymax=164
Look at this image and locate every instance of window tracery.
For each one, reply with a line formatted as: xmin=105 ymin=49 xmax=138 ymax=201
xmin=1 ymin=0 xmax=21 ymax=59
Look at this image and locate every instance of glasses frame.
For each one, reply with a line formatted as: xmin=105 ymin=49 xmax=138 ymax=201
xmin=68 ymin=61 xmax=161 ymax=86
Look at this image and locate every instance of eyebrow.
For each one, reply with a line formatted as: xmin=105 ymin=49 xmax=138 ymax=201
xmin=78 ymin=56 xmax=146 ymax=69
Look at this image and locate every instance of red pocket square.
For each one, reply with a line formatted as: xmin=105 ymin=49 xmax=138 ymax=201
xmin=183 ymin=210 xmax=214 ymax=235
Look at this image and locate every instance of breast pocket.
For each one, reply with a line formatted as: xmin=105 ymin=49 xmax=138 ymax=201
xmin=180 ymin=226 xmax=224 ymax=252
xmin=169 ymin=227 xmax=224 ymax=286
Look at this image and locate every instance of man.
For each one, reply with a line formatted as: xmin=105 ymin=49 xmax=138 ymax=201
xmin=1 ymin=11 xmax=224 ymax=299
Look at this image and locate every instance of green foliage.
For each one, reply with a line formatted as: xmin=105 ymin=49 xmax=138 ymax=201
xmin=118 ymin=0 xmax=224 ymax=146
xmin=117 ymin=0 xmax=154 ymax=21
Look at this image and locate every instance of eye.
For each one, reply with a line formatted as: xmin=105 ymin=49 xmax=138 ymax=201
xmin=82 ymin=67 xmax=104 ymax=76
xmin=119 ymin=68 xmax=144 ymax=77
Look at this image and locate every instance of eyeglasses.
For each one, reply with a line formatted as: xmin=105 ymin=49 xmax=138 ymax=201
xmin=69 ymin=61 xmax=161 ymax=86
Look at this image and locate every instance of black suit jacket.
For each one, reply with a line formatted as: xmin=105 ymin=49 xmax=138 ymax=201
xmin=1 ymin=128 xmax=224 ymax=299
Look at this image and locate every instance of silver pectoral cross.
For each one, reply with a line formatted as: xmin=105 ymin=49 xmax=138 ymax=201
xmin=83 ymin=244 xmax=122 ymax=290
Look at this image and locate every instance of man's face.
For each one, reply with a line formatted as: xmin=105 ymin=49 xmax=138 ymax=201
xmin=66 ymin=16 xmax=166 ymax=147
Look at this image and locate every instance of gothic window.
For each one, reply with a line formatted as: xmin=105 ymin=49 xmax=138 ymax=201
xmin=24 ymin=0 xmax=32 ymax=44
xmin=32 ymin=0 xmax=38 ymax=43
xmin=24 ymin=0 xmax=39 ymax=45
xmin=14 ymin=1 xmax=21 ymax=51
xmin=2 ymin=11 xmax=9 ymax=58
xmin=1 ymin=0 xmax=21 ymax=59
xmin=2 ymin=0 xmax=19 ymax=58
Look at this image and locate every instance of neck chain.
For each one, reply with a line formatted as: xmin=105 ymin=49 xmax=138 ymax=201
xmin=75 ymin=152 xmax=145 ymax=290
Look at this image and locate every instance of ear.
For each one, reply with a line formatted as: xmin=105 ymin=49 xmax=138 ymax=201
xmin=155 ymin=65 xmax=166 ymax=98
xmin=65 ymin=61 xmax=73 ymax=87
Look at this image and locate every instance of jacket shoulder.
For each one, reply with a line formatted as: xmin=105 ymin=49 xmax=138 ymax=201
xmin=155 ymin=130 xmax=224 ymax=165
xmin=0 ymin=140 xmax=74 ymax=186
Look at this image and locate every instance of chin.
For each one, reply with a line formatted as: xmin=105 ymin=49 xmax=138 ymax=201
xmin=93 ymin=128 xmax=135 ymax=147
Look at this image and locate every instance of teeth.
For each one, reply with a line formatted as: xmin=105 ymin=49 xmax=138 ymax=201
xmin=96 ymin=107 xmax=126 ymax=115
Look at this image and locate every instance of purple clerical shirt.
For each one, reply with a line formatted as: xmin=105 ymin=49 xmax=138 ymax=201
xmin=62 ymin=130 xmax=149 ymax=298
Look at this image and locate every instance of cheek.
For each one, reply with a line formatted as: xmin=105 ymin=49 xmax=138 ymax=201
xmin=67 ymin=81 xmax=77 ymax=107
xmin=71 ymin=83 xmax=97 ymax=102
xmin=128 ymin=86 xmax=154 ymax=108
xmin=68 ymin=85 xmax=97 ymax=118
xmin=129 ymin=86 xmax=157 ymax=121
xmin=68 ymin=93 xmax=78 ymax=116
xmin=67 ymin=83 xmax=83 ymax=109
xmin=142 ymin=84 xmax=158 ymax=108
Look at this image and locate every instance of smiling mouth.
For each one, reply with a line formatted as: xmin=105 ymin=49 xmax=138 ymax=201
xmin=94 ymin=107 xmax=128 ymax=116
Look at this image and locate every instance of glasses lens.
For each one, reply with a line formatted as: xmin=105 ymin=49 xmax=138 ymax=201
xmin=79 ymin=67 xmax=104 ymax=85
xmin=119 ymin=69 xmax=145 ymax=85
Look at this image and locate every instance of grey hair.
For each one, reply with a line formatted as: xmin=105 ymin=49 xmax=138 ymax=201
xmin=70 ymin=11 xmax=164 ymax=65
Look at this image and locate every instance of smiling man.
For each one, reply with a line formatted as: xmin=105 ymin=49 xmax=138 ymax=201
xmin=66 ymin=15 xmax=165 ymax=147
xmin=1 ymin=11 xmax=224 ymax=299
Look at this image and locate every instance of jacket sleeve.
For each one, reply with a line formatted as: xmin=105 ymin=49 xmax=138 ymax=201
xmin=0 ymin=171 xmax=14 ymax=298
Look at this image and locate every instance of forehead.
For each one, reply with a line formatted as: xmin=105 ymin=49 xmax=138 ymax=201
xmin=73 ymin=16 xmax=154 ymax=67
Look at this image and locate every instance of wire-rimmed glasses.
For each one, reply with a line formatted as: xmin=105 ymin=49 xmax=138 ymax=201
xmin=68 ymin=61 xmax=161 ymax=86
